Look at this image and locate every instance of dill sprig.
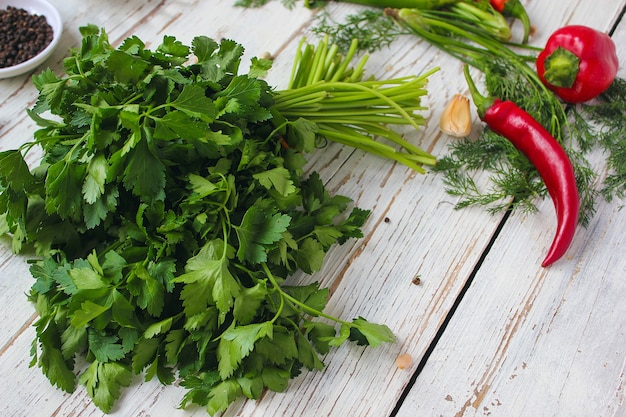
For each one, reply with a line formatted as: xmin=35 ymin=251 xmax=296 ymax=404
xmin=572 ymin=77 xmax=626 ymax=203
xmin=312 ymin=9 xmax=405 ymax=53
xmin=234 ymin=0 xmax=298 ymax=7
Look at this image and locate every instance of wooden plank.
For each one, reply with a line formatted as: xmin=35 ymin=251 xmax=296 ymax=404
xmin=394 ymin=2 xmax=626 ymax=416
xmin=1 ymin=1 xmax=624 ymax=416
xmin=395 ymin=169 xmax=626 ymax=417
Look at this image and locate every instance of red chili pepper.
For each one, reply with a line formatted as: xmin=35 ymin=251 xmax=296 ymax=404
xmin=536 ymin=25 xmax=619 ymax=103
xmin=489 ymin=0 xmax=531 ymax=43
xmin=463 ymin=66 xmax=579 ymax=267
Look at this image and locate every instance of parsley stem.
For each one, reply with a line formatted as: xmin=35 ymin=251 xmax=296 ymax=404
xmin=277 ymin=36 xmax=437 ymax=171
xmin=277 ymin=80 xmax=428 ymax=131
xmin=261 ymin=263 xmax=352 ymax=327
xmin=271 ymin=91 xmax=328 ymax=109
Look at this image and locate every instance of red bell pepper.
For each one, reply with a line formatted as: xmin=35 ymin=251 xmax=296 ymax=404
xmin=536 ymin=25 xmax=619 ymax=103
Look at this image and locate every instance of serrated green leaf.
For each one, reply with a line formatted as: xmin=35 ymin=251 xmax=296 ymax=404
xmin=303 ymin=321 xmax=336 ymax=355
xmin=183 ymin=307 xmax=219 ymax=333
xmin=45 ymin=159 xmax=86 ymax=221
xmin=191 ymin=35 xmax=219 ymax=63
xmin=105 ymin=49 xmax=149 ymax=83
xmin=233 ymin=281 xmax=268 ymax=324
xmin=110 ymin=290 xmax=138 ymax=328
xmin=216 ymin=76 xmax=261 ymax=107
xmin=237 ymin=374 xmax=264 ymax=400
xmin=119 ymin=328 xmax=139 ymax=354
xmin=206 ymin=379 xmax=242 ymax=416
xmin=261 ymin=367 xmax=290 ymax=393
xmin=68 ymin=266 xmax=106 ymax=291
xmin=175 ymin=240 xmax=240 ymax=321
xmin=312 ymin=225 xmax=345 ymax=247
xmin=170 ymin=84 xmax=217 ymax=121
xmin=71 ymin=300 xmax=110 ymax=328
xmin=253 ymin=167 xmax=297 ymax=196
xmin=133 ymin=264 xmax=166 ymax=317
xmin=350 ymin=317 xmax=396 ymax=347
xmin=154 ymin=110 xmax=212 ymax=141
xmin=29 ymin=257 xmax=60 ymax=294
xmin=284 ymin=282 xmax=329 ymax=315
xmin=88 ymin=331 xmax=126 ymax=362
xmin=293 ymin=237 xmax=326 ymax=274
xmin=0 ymin=150 xmax=34 ymax=190
xmin=144 ymin=317 xmax=173 ymax=339
xmin=255 ymin=327 xmax=298 ymax=365
xmin=248 ymin=56 xmax=273 ymax=79
xmin=79 ymin=361 xmax=133 ymax=413
xmin=101 ymin=250 xmax=127 ymax=284
xmin=157 ymin=34 xmax=190 ymax=58
xmin=122 ymin=136 xmax=166 ymax=202
xmin=286 ymin=118 xmax=317 ymax=153
xmin=60 ymin=324 xmax=88 ymax=360
xmin=132 ymin=337 xmax=160 ymax=374
xmin=0 ymin=188 xmax=25 ymax=237
xmin=82 ymin=154 xmax=109 ymax=204
xmin=147 ymin=259 xmax=176 ymax=293
xmin=235 ymin=206 xmax=291 ymax=264
xmin=217 ymin=322 xmax=273 ymax=379
xmin=34 ymin=325 xmax=77 ymax=393
xmin=164 ymin=328 xmax=185 ymax=365
xmin=83 ymin=187 xmax=119 ymax=229
xmin=31 ymin=69 xmax=65 ymax=112
xmin=196 ymin=38 xmax=244 ymax=83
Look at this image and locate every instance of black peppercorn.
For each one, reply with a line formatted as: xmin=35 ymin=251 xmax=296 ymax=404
xmin=0 ymin=6 xmax=54 ymax=68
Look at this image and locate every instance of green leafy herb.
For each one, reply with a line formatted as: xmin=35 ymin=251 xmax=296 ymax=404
xmin=234 ymin=0 xmax=298 ymax=8
xmin=307 ymin=5 xmax=626 ymax=226
xmin=0 ymin=25 xmax=424 ymax=415
xmin=312 ymin=9 xmax=404 ymax=53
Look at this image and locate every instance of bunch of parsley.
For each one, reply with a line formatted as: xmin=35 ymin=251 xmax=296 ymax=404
xmin=0 ymin=25 xmax=399 ymax=415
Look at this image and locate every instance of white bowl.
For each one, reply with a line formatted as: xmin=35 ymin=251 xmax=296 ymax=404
xmin=0 ymin=0 xmax=63 ymax=79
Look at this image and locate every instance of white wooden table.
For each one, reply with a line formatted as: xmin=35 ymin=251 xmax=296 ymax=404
xmin=1 ymin=1 xmax=625 ymax=416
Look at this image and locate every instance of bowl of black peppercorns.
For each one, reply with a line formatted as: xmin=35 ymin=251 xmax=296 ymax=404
xmin=0 ymin=0 xmax=62 ymax=79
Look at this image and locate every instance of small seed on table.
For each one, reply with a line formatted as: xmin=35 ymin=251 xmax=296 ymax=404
xmin=395 ymin=353 xmax=412 ymax=369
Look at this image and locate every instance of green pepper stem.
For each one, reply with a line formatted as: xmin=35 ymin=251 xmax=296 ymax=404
xmin=462 ymin=65 xmax=495 ymax=118
xmin=542 ymin=46 xmax=580 ymax=88
xmin=501 ymin=0 xmax=532 ymax=44
xmin=450 ymin=2 xmax=511 ymax=42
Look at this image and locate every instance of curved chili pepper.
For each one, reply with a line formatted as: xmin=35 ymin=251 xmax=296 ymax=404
xmin=463 ymin=66 xmax=579 ymax=267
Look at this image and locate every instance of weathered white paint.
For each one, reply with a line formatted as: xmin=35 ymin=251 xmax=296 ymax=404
xmin=395 ymin=2 xmax=626 ymax=416
xmin=0 ymin=1 xmax=624 ymax=416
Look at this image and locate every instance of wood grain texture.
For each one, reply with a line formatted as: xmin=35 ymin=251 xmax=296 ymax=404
xmin=395 ymin=2 xmax=626 ymax=416
xmin=0 ymin=1 xmax=625 ymax=416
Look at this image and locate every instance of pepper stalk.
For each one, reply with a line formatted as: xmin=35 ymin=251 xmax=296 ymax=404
xmin=490 ymin=0 xmax=532 ymax=44
xmin=449 ymin=1 xmax=511 ymax=42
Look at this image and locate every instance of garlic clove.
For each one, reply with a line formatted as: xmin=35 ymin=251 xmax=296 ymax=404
xmin=439 ymin=93 xmax=472 ymax=137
